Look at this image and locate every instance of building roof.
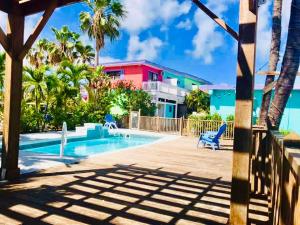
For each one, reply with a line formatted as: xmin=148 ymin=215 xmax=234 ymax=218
xmin=200 ymin=83 xmax=300 ymax=91
xmin=101 ymin=60 xmax=212 ymax=85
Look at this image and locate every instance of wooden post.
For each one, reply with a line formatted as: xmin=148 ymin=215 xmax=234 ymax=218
xmin=1 ymin=14 xmax=25 ymax=180
xmin=138 ymin=109 xmax=141 ymax=130
xmin=179 ymin=117 xmax=183 ymax=136
xmin=156 ymin=116 xmax=160 ymax=132
xmin=230 ymin=1 xmax=258 ymax=224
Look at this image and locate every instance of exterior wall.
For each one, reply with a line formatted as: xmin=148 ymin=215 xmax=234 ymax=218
xmin=104 ymin=65 xmax=143 ymax=88
xmin=210 ymin=89 xmax=300 ymax=134
xmin=142 ymin=65 xmax=163 ymax=82
xmin=163 ymin=71 xmax=185 ymax=88
xmin=183 ymin=78 xmax=203 ymax=90
xmin=104 ymin=64 xmax=163 ymax=89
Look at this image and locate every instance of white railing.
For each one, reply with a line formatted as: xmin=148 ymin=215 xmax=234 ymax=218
xmin=142 ymin=81 xmax=189 ymax=97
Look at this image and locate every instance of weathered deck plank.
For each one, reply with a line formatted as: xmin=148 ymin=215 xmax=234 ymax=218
xmin=0 ymin=137 xmax=268 ymax=224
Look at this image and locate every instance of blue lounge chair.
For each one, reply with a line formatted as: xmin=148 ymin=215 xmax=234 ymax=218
xmin=198 ymin=123 xmax=227 ymax=150
xmin=104 ymin=114 xmax=118 ymax=129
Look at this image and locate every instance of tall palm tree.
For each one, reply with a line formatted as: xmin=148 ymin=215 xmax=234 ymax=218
xmin=26 ymin=39 xmax=51 ymax=68
xmin=259 ymin=0 xmax=282 ymax=125
xmin=79 ymin=0 xmax=126 ymax=66
xmin=267 ymin=0 xmax=300 ymax=129
xmin=51 ymin=26 xmax=80 ymax=62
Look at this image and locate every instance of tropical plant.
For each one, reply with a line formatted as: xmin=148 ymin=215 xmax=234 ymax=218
xmin=185 ymin=89 xmax=210 ymax=114
xmin=80 ymin=0 xmax=126 ymax=65
xmin=267 ymin=0 xmax=300 ymax=129
xmin=51 ymin=26 xmax=81 ymax=62
xmin=75 ymin=42 xmax=95 ymax=64
xmin=57 ymin=60 xmax=89 ymax=91
xmin=259 ymin=0 xmax=282 ymax=125
xmin=23 ymin=66 xmax=49 ymax=112
xmin=26 ymin=39 xmax=51 ymax=68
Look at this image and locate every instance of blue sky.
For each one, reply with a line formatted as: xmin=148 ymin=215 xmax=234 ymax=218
xmin=0 ymin=0 xmax=296 ymax=85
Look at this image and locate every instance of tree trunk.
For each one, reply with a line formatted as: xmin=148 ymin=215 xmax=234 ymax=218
xmin=95 ymin=45 xmax=99 ymax=67
xmin=267 ymin=0 xmax=300 ymax=129
xmin=259 ymin=0 xmax=282 ymax=125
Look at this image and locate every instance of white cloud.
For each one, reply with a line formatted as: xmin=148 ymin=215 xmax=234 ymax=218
xmin=187 ymin=0 xmax=237 ymax=64
xmin=99 ymin=56 xmax=122 ymax=64
xmin=176 ymin=19 xmax=192 ymax=30
xmin=25 ymin=14 xmax=41 ymax=41
xmin=121 ymin=0 xmax=191 ymax=34
xmin=127 ymin=35 xmax=163 ymax=60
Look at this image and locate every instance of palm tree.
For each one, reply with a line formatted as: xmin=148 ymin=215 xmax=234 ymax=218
xmin=75 ymin=42 xmax=95 ymax=64
xmin=79 ymin=0 xmax=126 ymax=66
xmin=259 ymin=0 xmax=282 ymax=125
xmin=23 ymin=66 xmax=49 ymax=112
xmin=26 ymin=39 xmax=51 ymax=68
xmin=51 ymin=26 xmax=80 ymax=62
xmin=267 ymin=0 xmax=300 ymax=129
xmin=57 ymin=60 xmax=89 ymax=91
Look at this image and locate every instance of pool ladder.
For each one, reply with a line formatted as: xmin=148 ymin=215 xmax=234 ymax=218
xmin=60 ymin=122 xmax=67 ymax=158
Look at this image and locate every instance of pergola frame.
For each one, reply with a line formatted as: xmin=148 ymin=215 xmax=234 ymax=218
xmin=0 ymin=0 xmax=260 ymax=224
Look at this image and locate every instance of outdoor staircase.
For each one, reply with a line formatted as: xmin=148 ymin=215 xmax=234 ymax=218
xmin=75 ymin=123 xmax=109 ymax=139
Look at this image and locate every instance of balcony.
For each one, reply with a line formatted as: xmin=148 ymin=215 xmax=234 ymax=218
xmin=142 ymin=81 xmax=189 ymax=98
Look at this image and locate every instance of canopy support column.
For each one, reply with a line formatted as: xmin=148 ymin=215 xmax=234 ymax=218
xmin=1 ymin=14 xmax=25 ymax=180
xmin=230 ymin=1 xmax=258 ymax=224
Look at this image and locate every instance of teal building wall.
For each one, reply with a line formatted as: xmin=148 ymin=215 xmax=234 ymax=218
xmin=210 ymin=89 xmax=300 ymax=134
xmin=163 ymin=71 xmax=205 ymax=90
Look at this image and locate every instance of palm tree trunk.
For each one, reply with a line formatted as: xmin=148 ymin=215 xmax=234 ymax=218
xmin=259 ymin=0 xmax=282 ymax=125
xmin=95 ymin=45 xmax=99 ymax=66
xmin=267 ymin=0 xmax=300 ymax=129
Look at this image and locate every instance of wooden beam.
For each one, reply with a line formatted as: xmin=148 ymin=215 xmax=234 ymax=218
xmin=263 ymin=80 xmax=277 ymax=94
xmin=230 ymin=1 xmax=258 ymax=224
xmin=257 ymin=71 xmax=300 ymax=76
xmin=20 ymin=0 xmax=81 ymax=16
xmin=192 ymin=0 xmax=239 ymax=41
xmin=19 ymin=1 xmax=57 ymax=60
xmin=0 ymin=26 xmax=9 ymax=54
xmin=0 ymin=13 xmax=24 ymax=180
xmin=0 ymin=2 xmax=11 ymax=14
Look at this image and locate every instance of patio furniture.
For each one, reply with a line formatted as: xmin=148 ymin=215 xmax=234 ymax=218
xmin=104 ymin=114 xmax=118 ymax=129
xmin=198 ymin=123 xmax=227 ymax=150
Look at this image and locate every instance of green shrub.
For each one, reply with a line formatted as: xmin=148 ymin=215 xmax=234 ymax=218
xmin=226 ymin=114 xmax=235 ymax=122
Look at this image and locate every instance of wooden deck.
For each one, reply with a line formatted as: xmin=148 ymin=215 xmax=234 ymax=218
xmin=0 ymin=137 xmax=269 ymax=224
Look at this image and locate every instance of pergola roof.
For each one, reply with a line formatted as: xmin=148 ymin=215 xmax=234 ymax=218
xmin=0 ymin=0 xmax=81 ymax=16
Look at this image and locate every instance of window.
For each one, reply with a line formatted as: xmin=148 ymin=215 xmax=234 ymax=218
xmin=149 ymin=71 xmax=158 ymax=81
xmin=106 ymin=70 xmax=122 ymax=80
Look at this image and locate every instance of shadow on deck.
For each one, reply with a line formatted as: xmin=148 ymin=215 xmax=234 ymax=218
xmin=0 ymin=164 xmax=269 ymax=224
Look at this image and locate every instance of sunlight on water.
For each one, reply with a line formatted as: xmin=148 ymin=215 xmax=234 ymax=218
xmin=22 ymin=135 xmax=160 ymax=157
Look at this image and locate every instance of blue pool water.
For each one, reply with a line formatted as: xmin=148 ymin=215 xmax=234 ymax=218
xmin=22 ymin=135 xmax=161 ymax=157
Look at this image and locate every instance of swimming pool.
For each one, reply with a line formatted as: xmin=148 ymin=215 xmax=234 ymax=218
xmin=22 ymin=135 xmax=161 ymax=158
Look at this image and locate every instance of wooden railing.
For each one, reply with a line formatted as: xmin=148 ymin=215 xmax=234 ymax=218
xmin=251 ymin=128 xmax=300 ymax=225
xmin=182 ymin=119 xmax=234 ymax=139
xmin=138 ymin=116 xmax=234 ymax=139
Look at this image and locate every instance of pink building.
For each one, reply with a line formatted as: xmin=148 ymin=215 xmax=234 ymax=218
xmin=103 ymin=60 xmax=211 ymax=118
